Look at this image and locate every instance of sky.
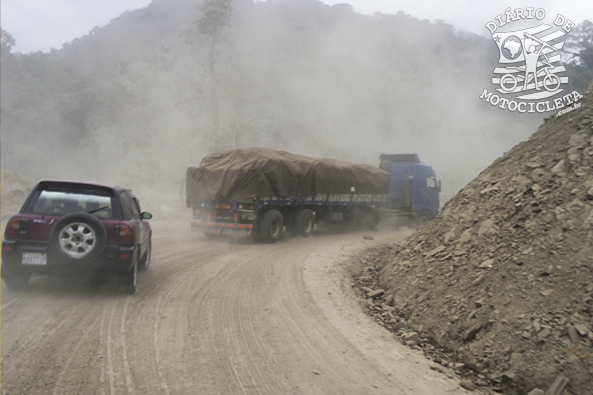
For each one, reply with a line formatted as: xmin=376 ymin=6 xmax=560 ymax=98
xmin=1 ymin=0 xmax=593 ymax=53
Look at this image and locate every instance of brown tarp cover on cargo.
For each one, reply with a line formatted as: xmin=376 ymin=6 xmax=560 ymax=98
xmin=186 ymin=147 xmax=389 ymax=203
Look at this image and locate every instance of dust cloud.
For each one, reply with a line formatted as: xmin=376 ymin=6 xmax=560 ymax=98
xmin=1 ymin=0 xmax=547 ymax=212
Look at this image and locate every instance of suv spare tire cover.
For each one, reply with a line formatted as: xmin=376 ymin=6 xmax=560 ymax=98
xmin=50 ymin=212 xmax=108 ymax=263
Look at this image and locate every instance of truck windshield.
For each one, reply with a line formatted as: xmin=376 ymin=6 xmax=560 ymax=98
xmin=426 ymin=177 xmax=438 ymax=190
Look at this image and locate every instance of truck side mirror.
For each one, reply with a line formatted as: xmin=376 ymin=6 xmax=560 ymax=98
xmin=438 ymin=180 xmax=442 ymax=193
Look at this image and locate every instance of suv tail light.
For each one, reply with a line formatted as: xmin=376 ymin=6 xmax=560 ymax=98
xmin=6 ymin=218 xmax=29 ymax=236
xmin=114 ymin=224 xmax=134 ymax=244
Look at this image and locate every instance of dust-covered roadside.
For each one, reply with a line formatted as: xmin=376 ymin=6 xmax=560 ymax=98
xmin=303 ymin=230 xmax=472 ymax=395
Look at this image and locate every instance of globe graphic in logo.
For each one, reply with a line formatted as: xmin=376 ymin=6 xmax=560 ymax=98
xmin=501 ymin=36 xmax=523 ymax=60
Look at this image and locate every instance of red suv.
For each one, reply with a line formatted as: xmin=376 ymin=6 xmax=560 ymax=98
xmin=1 ymin=181 xmax=152 ymax=294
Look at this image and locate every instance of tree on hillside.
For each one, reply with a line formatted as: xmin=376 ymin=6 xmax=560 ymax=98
xmin=1 ymin=29 xmax=16 ymax=125
xmin=1 ymin=29 xmax=16 ymax=57
xmin=186 ymin=0 xmax=233 ymax=151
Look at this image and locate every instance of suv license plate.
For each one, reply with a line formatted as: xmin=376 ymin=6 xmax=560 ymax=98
xmin=22 ymin=253 xmax=47 ymax=265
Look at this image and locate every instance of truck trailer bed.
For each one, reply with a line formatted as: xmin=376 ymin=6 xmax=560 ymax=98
xmin=186 ymin=147 xmax=389 ymax=204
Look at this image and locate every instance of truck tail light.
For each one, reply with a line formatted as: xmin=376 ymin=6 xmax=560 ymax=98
xmin=114 ymin=224 xmax=134 ymax=244
xmin=6 ymin=218 xmax=29 ymax=236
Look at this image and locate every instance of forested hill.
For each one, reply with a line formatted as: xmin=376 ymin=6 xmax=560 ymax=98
xmin=1 ymin=0 xmax=548 ymax=197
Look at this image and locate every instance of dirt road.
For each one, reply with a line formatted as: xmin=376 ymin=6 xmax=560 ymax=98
xmin=1 ymin=222 xmax=465 ymax=395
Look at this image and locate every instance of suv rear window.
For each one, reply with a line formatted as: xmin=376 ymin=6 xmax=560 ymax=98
xmin=26 ymin=189 xmax=116 ymax=219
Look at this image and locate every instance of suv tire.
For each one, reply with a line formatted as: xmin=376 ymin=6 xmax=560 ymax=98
xmin=138 ymin=239 xmax=151 ymax=272
xmin=49 ymin=212 xmax=108 ymax=263
xmin=120 ymin=258 xmax=138 ymax=295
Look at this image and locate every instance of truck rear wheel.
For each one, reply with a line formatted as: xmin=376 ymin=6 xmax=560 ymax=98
xmin=294 ymin=209 xmax=314 ymax=237
xmin=259 ymin=209 xmax=283 ymax=243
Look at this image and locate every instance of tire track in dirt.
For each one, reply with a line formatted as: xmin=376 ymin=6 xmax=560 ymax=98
xmin=1 ymin=223 xmax=465 ymax=395
xmin=269 ymin=239 xmax=398 ymax=394
xmin=122 ymin=233 xmax=231 ymax=394
xmin=99 ymin=301 xmax=115 ymax=395
xmin=51 ymin=312 xmax=103 ymax=395
xmin=1 ymin=291 xmax=87 ymax=376
xmin=218 ymin=245 xmax=284 ymax=394
xmin=1 ymin=284 xmax=112 ymax=394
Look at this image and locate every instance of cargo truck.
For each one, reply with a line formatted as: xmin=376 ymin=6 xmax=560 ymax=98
xmin=186 ymin=148 xmax=440 ymax=243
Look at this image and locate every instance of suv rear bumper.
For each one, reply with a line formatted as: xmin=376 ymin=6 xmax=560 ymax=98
xmin=1 ymin=239 xmax=135 ymax=277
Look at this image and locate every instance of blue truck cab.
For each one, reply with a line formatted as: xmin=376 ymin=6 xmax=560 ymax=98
xmin=379 ymin=154 xmax=441 ymax=224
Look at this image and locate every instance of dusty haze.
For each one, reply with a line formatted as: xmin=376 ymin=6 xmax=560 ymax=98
xmin=1 ymin=0 xmax=548 ymax=210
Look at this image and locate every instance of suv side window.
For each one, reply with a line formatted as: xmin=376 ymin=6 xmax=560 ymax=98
xmin=132 ymin=197 xmax=142 ymax=218
xmin=130 ymin=196 xmax=141 ymax=220
xmin=121 ymin=192 xmax=135 ymax=221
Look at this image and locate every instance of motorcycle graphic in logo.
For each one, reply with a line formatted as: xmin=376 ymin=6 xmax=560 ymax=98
xmin=479 ymin=9 xmax=583 ymax=114
xmin=492 ymin=26 xmax=566 ymax=100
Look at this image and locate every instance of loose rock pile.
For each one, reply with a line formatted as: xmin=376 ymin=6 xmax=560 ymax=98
xmin=352 ymin=87 xmax=593 ymax=394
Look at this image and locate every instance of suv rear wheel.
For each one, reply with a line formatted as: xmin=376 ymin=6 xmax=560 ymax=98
xmin=121 ymin=259 xmax=137 ymax=295
xmin=138 ymin=239 xmax=151 ymax=272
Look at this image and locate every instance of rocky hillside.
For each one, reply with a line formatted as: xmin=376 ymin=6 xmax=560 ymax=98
xmin=353 ymin=86 xmax=593 ymax=395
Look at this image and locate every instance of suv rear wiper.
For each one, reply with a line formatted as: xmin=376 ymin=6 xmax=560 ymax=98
xmin=88 ymin=206 xmax=109 ymax=214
